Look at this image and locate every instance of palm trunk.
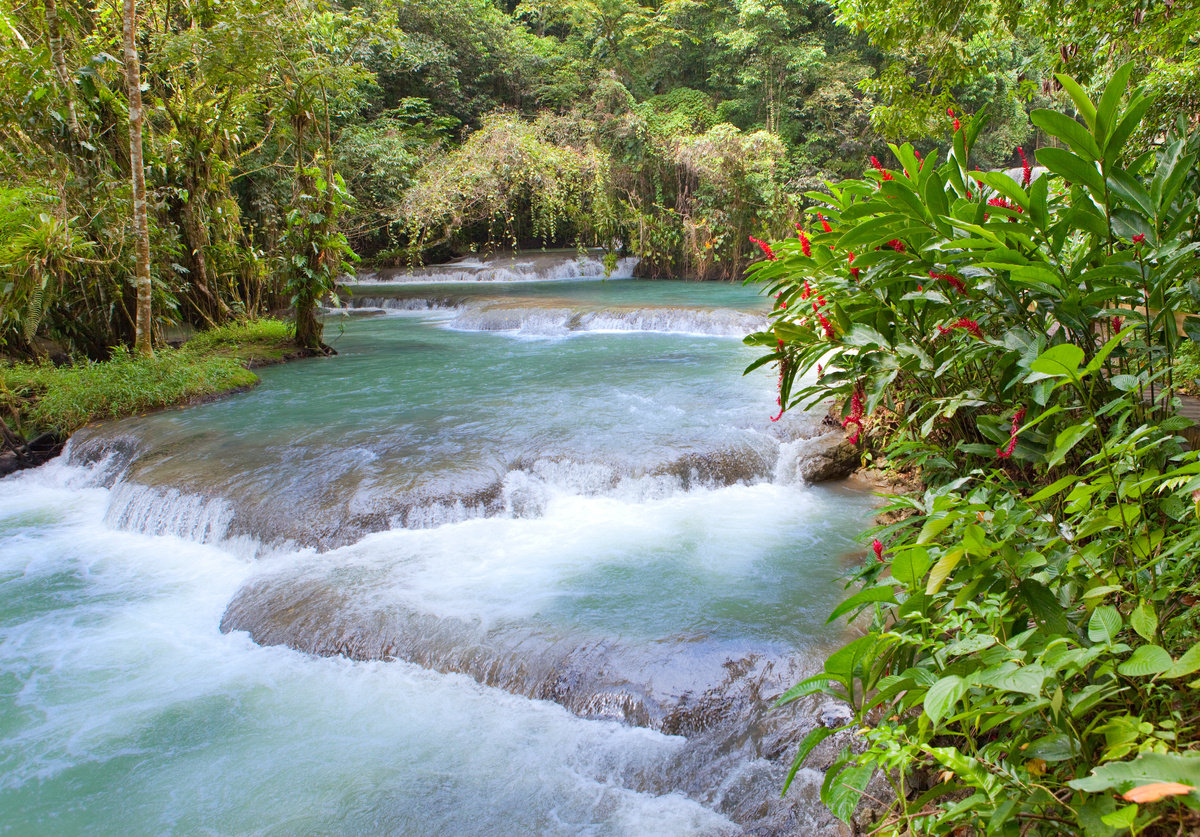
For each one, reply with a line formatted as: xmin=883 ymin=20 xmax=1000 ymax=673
xmin=123 ymin=0 xmax=153 ymax=356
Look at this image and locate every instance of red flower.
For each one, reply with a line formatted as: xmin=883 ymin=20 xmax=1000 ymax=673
xmin=798 ymin=228 xmax=812 ymax=257
xmin=870 ymin=156 xmax=894 ymax=181
xmin=771 ymin=339 xmax=786 ymax=422
xmin=887 ymin=239 xmax=906 ymax=252
xmin=930 ymin=270 xmax=968 ymax=295
xmin=817 ymin=312 xmax=836 ymax=340
xmin=1017 ymin=147 xmax=1032 ymax=187
xmin=1133 ymin=233 xmax=1146 ymax=244
xmin=848 ymin=252 xmax=859 ymax=279
xmin=948 ymin=107 xmax=961 ymax=132
xmin=1113 ymin=315 xmax=1124 ymax=332
xmin=817 ymin=213 xmax=833 ymax=233
xmin=800 ymin=280 xmax=812 ymax=300
xmin=872 ymin=539 xmax=884 ymax=562
xmin=842 ymin=386 xmax=865 ymax=443
xmin=749 ymin=236 xmax=777 ymax=260
xmin=997 ymin=407 xmax=1026 ymax=458
xmin=939 ymin=318 xmax=984 ymax=339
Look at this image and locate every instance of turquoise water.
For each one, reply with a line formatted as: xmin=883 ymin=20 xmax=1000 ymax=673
xmin=0 ymin=275 xmax=873 ymax=835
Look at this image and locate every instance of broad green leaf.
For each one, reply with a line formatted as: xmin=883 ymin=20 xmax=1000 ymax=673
xmin=890 ymin=546 xmax=931 ymax=587
xmin=926 ymin=548 xmax=964 ymax=595
xmin=1130 ymin=601 xmax=1158 ymax=642
xmin=1117 ymin=644 xmax=1173 ymax=677
xmin=1048 ymin=422 xmax=1092 ymax=469
xmin=1069 ymin=752 xmax=1200 ymax=794
xmin=1037 ymin=147 xmax=1104 ymax=194
xmin=1096 ymin=62 xmax=1136 ymax=142
xmin=1030 ymin=343 xmax=1084 ymax=379
xmin=1028 ymin=474 xmax=1079 ymax=502
xmin=976 ymin=662 xmax=1046 ymax=696
xmin=823 ymin=763 xmax=874 ymax=823
xmin=1089 ymin=606 xmax=1122 ymax=643
xmin=924 ymin=675 xmax=967 ymax=725
xmin=1031 ymin=109 xmax=1102 ymax=160
xmin=1101 ymin=804 xmax=1139 ymax=829
xmin=1164 ymin=644 xmax=1200 ymax=679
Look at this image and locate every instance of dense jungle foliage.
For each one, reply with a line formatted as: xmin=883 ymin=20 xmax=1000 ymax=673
xmin=4 ymin=0 xmax=1197 ymax=358
xmin=753 ymin=66 xmax=1200 ymax=835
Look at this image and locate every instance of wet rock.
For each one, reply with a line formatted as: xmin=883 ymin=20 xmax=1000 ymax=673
xmin=792 ymin=433 xmax=860 ymax=483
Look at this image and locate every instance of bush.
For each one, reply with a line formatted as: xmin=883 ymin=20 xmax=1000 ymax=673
xmin=750 ymin=65 xmax=1200 ymax=835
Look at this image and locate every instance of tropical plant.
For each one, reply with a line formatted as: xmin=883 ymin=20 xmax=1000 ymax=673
xmin=751 ymin=64 xmax=1200 ymax=835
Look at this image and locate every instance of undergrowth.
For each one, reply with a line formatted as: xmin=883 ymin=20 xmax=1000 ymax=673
xmin=1 ymin=319 xmax=293 ymax=438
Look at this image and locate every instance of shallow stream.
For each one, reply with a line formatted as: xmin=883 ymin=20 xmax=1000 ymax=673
xmin=0 ymin=260 xmax=873 ymax=835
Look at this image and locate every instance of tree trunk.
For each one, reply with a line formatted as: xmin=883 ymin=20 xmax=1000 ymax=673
xmin=46 ymin=0 xmax=80 ymax=137
xmin=123 ymin=0 xmax=153 ymax=356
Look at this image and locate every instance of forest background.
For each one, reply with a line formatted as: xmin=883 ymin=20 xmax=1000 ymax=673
xmin=3 ymin=0 xmax=1195 ymax=359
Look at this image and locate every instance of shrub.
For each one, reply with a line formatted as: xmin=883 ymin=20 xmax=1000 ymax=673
xmin=750 ymin=65 xmax=1200 ymax=835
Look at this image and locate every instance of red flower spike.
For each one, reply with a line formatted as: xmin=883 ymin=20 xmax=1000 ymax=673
xmin=800 ymin=281 xmax=811 ymax=300
xmin=1113 ymin=315 xmax=1123 ymax=332
xmin=1133 ymin=233 xmax=1146 ymax=244
xmin=872 ymin=539 xmax=884 ymax=562
xmin=1017 ymin=147 xmax=1032 ymax=188
xmin=997 ymin=407 xmax=1026 ymax=458
xmin=930 ymin=270 xmax=967 ymax=295
xmin=749 ymin=236 xmax=777 ymax=261
xmin=798 ymin=228 xmax=812 ymax=257
xmin=842 ymin=386 xmax=865 ymax=443
xmin=939 ymin=318 xmax=984 ymax=339
xmin=887 ymin=239 xmax=906 ymax=252
xmin=771 ymin=340 xmax=787 ymax=422
xmin=948 ymin=107 xmax=961 ymax=132
xmin=869 ymin=156 xmax=894 ymax=182
xmin=848 ymin=252 xmax=860 ymax=280
xmin=817 ymin=312 xmax=836 ymax=340
xmin=817 ymin=213 xmax=832 ymax=234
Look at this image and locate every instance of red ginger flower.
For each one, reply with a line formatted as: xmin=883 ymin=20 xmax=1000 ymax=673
xmin=887 ymin=239 xmax=906 ymax=252
xmin=800 ymin=280 xmax=812 ymax=300
xmin=930 ymin=270 xmax=968 ymax=295
xmin=817 ymin=212 xmax=832 ymax=233
xmin=848 ymin=252 xmax=859 ymax=279
xmin=938 ymin=318 xmax=984 ymax=339
xmin=948 ymin=107 xmax=961 ymax=132
xmin=771 ymin=339 xmax=786 ymax=422
xmin=1113 ymin=315 xmax=1123 ymax=332
xmin=842 ymin=386 xmax=865 ymax=443
xmin=817 ymin=312 xmax=836 ymax=340
xmin=749 ymin=236 xmax=777 ymax=260
xmin=997 ymin=407 xmax=1026 ymax=458
xmin=1017 ymin=147 xmax=1032 ymax=187
xmin=870 ymin=156 xmax=894 ymax=181
xmin=797 ymin=227 xmax=812 ymax=257
xmin=872 ymin=539 xmax=884 ymax=562
xmin=1133 ymin=233 xmax=1146 ymax=244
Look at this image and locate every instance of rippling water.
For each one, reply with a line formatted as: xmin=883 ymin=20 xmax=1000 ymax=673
xmin=0 ymin=269 xmax=872 ymax=835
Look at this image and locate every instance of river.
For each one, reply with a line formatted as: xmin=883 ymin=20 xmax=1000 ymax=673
xmin=0 ymin=255 xmax=873 ymax=835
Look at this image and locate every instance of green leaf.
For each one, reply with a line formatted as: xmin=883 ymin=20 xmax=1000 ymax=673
xmin=1048 ymin=422 xmax=1093 ymax=469
xmin=1165 ymin=644 xmax=1200 ymax=679
xmin=1130 ymin=601 xmax=1158 ymax=642
xmin=1056 ymin=73 xmax=1098 ymax=131
xmin=924 ymin=675 xmax=967 ymax=726
xmin=926 ymin=548 xmax=964 ymax=595
xmin=1101 ymin=804 xmax=1139 ymax=829
xmin=890 ymin=546 xmax=931 ymax=587
xmin=823 ymin=763 xmax=874 ymax=823
xmin=1069 ymin=751 xmax=1200 ymax=794
xmin=1089 ymin=606 xmax=1122 ymax=644
xmin=1028 ymin=474 xmax=1080 ymax=502
xmin=1112 ymin=374 xmax=1140 ymax=392
xmin=1030 ymin=343 xmax=1085 ymax=379
xmin=782 ymin=726 xmax=835 ymax=794
xmin=1117 ymin=644 xmax=1174 ymax=677
xmin=827 ymin=585 xmax=898 ymax=623
xmin=1031 ymin=109 xmax=1102 ymax=160
xmin=1037 ymin=147 xmax=1104 ymax=195
xmin=1096 ymin=61 xmax=1136 ymax=142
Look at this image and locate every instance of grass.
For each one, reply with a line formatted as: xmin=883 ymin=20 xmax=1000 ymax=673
xmin=1 ymin=319 xmax=295 ymax=439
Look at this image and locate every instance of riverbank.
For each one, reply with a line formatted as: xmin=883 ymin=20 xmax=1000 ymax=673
xmin=0 ymin=319 xmax=303 ymax=475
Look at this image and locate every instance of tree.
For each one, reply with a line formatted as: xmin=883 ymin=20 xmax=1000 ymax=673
xmin=122 ymin=0 xmax=152 ymax=356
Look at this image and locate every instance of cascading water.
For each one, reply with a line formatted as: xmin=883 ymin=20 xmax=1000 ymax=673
xmin=0 ymin=266 xmax=872 ymax=835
